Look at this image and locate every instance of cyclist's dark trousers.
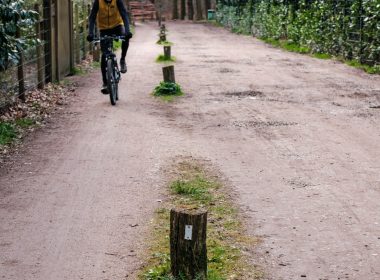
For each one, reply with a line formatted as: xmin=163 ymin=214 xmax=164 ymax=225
xmin=100 ymin=25 xmax=129 ymax=84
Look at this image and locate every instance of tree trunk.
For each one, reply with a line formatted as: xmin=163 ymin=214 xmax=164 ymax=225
xmin=170 ymin=208 xmax=208 ymax=279
xmin=172 ymin=0 xmax=178 ymax=19
xmin=187 ymin=0 xmax=194 ymax=20
xmin=180 ymin=0 xmax=186 ymax=20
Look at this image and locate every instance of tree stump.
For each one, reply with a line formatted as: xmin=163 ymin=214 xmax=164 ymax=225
xmin=163 ymin=66 xmax=175 ymax=83
xmin=170 ymin=208 xmax=208 ymax=279
xmin=164 ymin=46 xmax=171 ymax=59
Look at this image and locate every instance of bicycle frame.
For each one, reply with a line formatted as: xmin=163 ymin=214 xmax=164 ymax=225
xmin=92 ymin=35 xmax=126 ymax=105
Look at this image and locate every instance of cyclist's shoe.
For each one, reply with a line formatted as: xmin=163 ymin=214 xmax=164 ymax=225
xmin=120 ymin=59 xmax=127 ymax=73
xmin=101 ymin=84 xmax=109 ymax=94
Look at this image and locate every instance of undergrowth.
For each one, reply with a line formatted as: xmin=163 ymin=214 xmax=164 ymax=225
xmin=139 ymin=159 xmax=262 ymax=280
xmin=0 ymin=118 xmax=35 ymax=145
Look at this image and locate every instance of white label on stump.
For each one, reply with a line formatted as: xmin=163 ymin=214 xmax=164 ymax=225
xmin=185 ymin=225 xmax=193 ymax=240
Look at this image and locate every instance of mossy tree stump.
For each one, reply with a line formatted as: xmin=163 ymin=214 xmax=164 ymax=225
xmin=170 ymin=208 xmax=208 ymax=279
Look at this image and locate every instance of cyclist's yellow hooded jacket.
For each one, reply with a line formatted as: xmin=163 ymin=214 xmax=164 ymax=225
xmin=97 ymin=0 xmax=123 ymax=30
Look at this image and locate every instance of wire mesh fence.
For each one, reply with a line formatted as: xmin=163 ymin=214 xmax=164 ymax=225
xmin=0 ymin=0 xmax=93 ymax=109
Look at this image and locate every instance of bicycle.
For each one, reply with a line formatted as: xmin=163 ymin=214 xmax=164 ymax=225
xmin=92 ymin=35 xmax=125 ymax=105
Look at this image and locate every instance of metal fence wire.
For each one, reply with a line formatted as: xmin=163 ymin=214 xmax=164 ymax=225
xmin=0 ymin=0 xmax=93 ymax=109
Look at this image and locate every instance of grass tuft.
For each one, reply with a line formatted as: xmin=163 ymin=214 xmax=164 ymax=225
xmin=156 ymin=55 xmax=176 ymax=63
xmin=313 ymin=53 xmax=332 ymax=60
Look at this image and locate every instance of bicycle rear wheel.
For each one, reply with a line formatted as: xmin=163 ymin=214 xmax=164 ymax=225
xmin=107 ymin=59 xmax=117 ymax=105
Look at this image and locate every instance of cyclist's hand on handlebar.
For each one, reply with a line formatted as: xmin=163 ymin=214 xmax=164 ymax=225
xmin=86 ymin=34 xmax=94 ymax=42
xmin=126 ymin=31 xmax=133 ymax=39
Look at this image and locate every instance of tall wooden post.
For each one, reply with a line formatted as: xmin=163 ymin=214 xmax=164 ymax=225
xmin=187 ymin=0 xmax=194 ymax=20
xmin=172 ymin=0 xmax=179 ymax=20
xmin=16 ymin=26 xmax=25 ymax=101
xmin=43 ymin=0 xmax=52 ymax=83
xmin=163 ymin=66 xmax=175 ymax=83
xmin=69 ymin=0 xmax=75 ymax=75
xmin=82 ymin=4 xmax=87 ymax=60
xmin=170 ymin=208 xmax=208 ymax=279
xmin=75 ymin=5 xmax=81 ymax=64
xmin=180 ymin=0 xmax=186 ymax=20
xmin=35 ymin=4 xmax=44 ymax=89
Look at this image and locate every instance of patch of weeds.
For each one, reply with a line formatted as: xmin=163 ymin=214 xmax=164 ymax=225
xmin=72 ymin=66 xmax=86 ymax=76
xmin=157 ymin=41 xmax=174 ymax=46
xmin=313 ymin=53 xmax=332 ymax=60
xmin=156 ymin=55 xmax=176 ymax=63
xmin=0 ymin=122 xmax=17 ymax=145
xmin=346 ymin=60 xmax=380 ymax=74
xmin=91 ymin=61 xmax=101 ymax=68
xmin=15 ymin=118 xmax=35 ymax=128
xmin=139 ymin=159 xmax=262 ymax=280
xmin=153 ymin=82 xmax=183 ymax=102
xmin=282 ymin=41 xmax=310 ymax=53
xmin=261 ymin=37 xmax=281 ymax=47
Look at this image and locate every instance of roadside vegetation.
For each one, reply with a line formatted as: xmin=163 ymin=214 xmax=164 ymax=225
xmin=216 ymin=0 xmax=380 ymax=74
xmin=0 ymin=83 xmax=75 ymax=156
xmin=140 ymin=159 xmax=262 ymax=280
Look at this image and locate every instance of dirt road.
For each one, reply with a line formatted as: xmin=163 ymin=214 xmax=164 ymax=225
xmin=1 ymin=22 xmax=380 ymax=280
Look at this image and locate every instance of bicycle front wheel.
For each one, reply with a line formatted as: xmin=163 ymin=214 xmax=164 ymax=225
xmin=107 ymin=59 xmax=117 ymax=105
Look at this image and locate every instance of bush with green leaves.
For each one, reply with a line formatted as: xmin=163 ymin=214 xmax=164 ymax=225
xmin=0 ymin=0 xmax=39 ymax=70
xmin=216 ymin=0 xmax=380 ymax=66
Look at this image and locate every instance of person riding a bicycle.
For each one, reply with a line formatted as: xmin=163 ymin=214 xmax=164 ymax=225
xmin=87 ymin=0 xmax=132 ymax=94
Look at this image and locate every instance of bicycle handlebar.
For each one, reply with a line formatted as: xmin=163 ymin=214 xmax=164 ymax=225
xmin=91 ymin=35 xmax=126 ymax=43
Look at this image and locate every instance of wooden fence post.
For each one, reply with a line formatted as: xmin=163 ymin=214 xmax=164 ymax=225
xmin=170 ymin=208 xmax=208 ymax=279
xmin=163 ymin=66 xmax=175 ymax=83
xmin=82 ymin=4 xmax=87 ymax=60
xmin=16 ymin=26 xmax=25 ymax=101
xmin=75 ymin=5 xmax=81 ymax=64
xmin=43 ymin=0 xmax=52 ymax=83
xmin=35 ymin=4 xmax=44 ymax=89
